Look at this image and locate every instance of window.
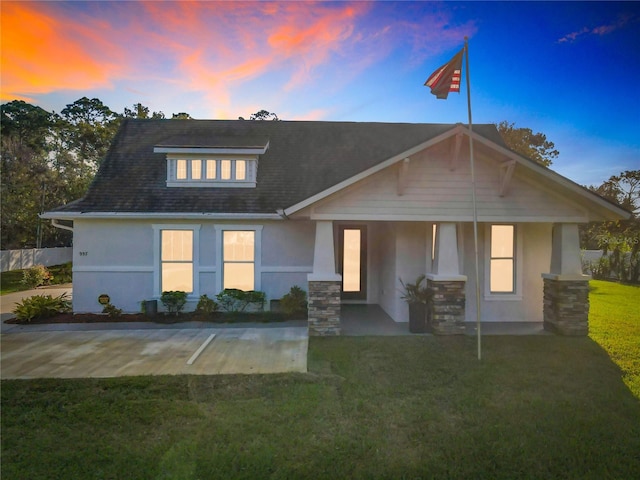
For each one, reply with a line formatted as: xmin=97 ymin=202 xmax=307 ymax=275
xmin=490 ymin=225 xmax=515 ymax=293
xmin=206 ymin=160 xmax=217 ymax=179
xmin=223 ymin=231 xmax=255 ymax=291
xmin=191 ymin=159 xmax=201 ymax=179
xmin=167 ymin=157 xmax=255 ymax=186
xmin=161 ymin=230 xmax=193 ymax=292
xmin=176 ymin=159 xmax=187 ymax=180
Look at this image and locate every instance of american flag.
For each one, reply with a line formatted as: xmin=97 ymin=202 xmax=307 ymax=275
xmin=424 ymin=48 xmax=464 ymax=100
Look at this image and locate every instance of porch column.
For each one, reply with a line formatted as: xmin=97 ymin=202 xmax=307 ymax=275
xmin=307 ymin=221 xmax=342 ymax=336
xmin=542 ymin=223 xmax=590 ymax=336
xmin=426 ymin=223 xmax=467 ymax=335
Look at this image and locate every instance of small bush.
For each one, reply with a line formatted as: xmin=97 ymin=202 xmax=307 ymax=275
xmin=216 ymin=289 xmax=266 ymax=312
xmin=54 ymin=262 xmax=73 ymax=284
xmin=13 ymin=293 xmax=71 ymax=322
xmin=196 ymin=294 xmax=218 ymax=314
xmin=160 ymin=291 xmax=188 ymax=315
xmin=102 ymin=303 xmax=123 ymax=317
xmin=280 ymin=286 xmax=307 ymax=316
xmin=21 ymin=265 xmax=52 ymax=289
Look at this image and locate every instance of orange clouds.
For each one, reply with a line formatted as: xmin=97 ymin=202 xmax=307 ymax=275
xmin=1 ymin=2 xmax=125 ymax=101
xmin=0 ymin=1 xmax=474 ymax=118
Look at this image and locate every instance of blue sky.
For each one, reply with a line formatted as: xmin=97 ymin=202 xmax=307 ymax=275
xmin=2 ymin=1 xmax=638 ymax=187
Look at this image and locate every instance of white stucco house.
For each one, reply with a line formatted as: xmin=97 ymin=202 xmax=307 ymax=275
xmin=43 ymin=119 xmax=629 ymax=335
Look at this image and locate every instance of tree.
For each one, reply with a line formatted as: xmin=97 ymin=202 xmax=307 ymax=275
xmin=249 ymin=110 xmax=279 ymax=121
xmin=171 ymin=112 xmax=192 ymax=119
xmin=1 ymin=101 xmax=72 ymax=248
xmin=123 ymin=103 xmax=165 ymax=119
xmin=496 ymin=121 xmax=558 ymax=167
xmin=59 ymin=97 xmax=120 ymax=170
xmin=580 ymin=170 xmax=640 ymax=283
xmin=589 ymin=170 xmax=640 ymax=216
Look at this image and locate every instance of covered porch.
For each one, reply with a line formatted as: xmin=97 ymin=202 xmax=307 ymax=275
xmin=306 ymin=219 xmax=588 ymax=337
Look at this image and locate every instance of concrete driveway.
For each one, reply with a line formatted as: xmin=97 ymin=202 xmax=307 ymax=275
xmin=1 ymin=286 xmax=308 ymax=379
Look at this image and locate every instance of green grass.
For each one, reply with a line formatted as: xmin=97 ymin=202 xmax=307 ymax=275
xmin=0 ymin=264 xmax=71 ymax=295
xmin=588 ymin=280 xmax=640 ymax=397
xmin=2 ymin=281 xmax=639 ymax=479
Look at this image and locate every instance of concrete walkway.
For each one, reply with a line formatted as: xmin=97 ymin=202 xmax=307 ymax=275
xmin=1 ymin=286 xmax=308 ymax=378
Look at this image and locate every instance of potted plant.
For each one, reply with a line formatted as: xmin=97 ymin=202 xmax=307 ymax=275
xmin=400 ymin=275 xmax=433 ymax=333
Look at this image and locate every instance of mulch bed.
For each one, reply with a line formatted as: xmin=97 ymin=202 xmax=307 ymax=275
xmin=5 ymin=312 xmax=302 ymax=325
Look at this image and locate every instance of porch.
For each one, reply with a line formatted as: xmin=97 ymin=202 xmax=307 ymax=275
xmin=340 ymin=304 xmax=548 ymax=336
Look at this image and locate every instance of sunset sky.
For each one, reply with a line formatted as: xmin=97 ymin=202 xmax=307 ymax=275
xmin=2 ymin=1 xmax=638 ymax=187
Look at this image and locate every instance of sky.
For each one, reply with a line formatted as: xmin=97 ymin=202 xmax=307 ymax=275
xmin=2 ymin=1 xmax=639 ymax=187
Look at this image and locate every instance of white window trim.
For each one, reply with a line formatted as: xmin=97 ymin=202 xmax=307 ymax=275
xmin=166 ymin=154 xmax=257 ymax=188
xmin=153 ymin=224 xmax=201 ymax=298
xmin=484 ymin=224 xmax=523 ymax=301
xmin=214 ymin=225 xmax=263 ymax=292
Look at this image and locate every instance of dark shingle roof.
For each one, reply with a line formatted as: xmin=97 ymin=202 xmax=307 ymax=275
xmin=51 ymin=119 xmax=504 ymax=214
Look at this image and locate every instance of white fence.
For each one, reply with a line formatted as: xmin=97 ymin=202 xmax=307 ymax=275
xmin=0 ymin=247 xmax=72 ymax=273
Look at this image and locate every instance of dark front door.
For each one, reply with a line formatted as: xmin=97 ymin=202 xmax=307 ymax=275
xmin=338 ymin=225 xmax=367 ymax=300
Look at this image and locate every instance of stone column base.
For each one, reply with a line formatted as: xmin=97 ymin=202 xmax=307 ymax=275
xmin=543 ymin=276 xmax=589 ymax=336
xmin=427 ymin=279 xmax=466 ymax=335
xmin=308 ymin=280 xmax=341 ymax=336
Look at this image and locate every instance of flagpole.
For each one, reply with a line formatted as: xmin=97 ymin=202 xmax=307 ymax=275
xmin=464 ymin=36 xmax=482 ymax=361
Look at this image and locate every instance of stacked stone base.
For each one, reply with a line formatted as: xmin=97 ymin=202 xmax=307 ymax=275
xmin=543 ymin=277 xmax=589 ymax=336
xmin=308 ymin=280 xmax=341 ymax=336
xmin=428 ymin=280 xmax=466 ymax=335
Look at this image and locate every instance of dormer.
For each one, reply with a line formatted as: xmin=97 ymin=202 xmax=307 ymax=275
xmin=154 ymin=136 xmax=269 ymax=188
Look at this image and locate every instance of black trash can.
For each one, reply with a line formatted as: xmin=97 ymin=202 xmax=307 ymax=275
xmin=408 ymin=302 xmax=427 ymax=333
xmin=144 ymin=300 xmax=158 ymax=316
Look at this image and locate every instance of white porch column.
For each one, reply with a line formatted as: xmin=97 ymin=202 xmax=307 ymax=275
xmin=549 ymin=223 xmax=585 ymax=277
xmin=429 ymin=222 xmax=466 ymax=280
xmin=308 ymin=221 xmax=341 ymax=281
xmin=542 ymin=223 xmax=590 ymax=336
xmin=307 ymin=221 xmax=341 ymax=336
xmin=427 ymin=223 xmax=466 ymax=335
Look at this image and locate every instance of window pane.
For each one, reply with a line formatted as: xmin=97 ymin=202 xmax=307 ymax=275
xmin=491 ymin=225 xmax=514 ymax=257
xmin=224 ymin=263 xmax=254 ymax=291
xmin=191 ymin=159 xmax=201 ymax=179
xmin=223 ymin=231 xmax=254 ymax=261
xmin=162 ymin=263 xmax=193 ymax=292
xmin=206 ymin=160 xmax=217 ymax=179
xmin=235 ymin=160 xmax=246 ymax=180
xmin=343 ymin=229 xmax=361 ymax=292
xmin=162 ymin=230 xmax=193 ymax=261
xmin=221 ymin=160 xmax=231 ymax=180
xmin=176 ymin=159 xmax=187 ymax=180
xmin=491 ymin=259 xmax=514 ymax=293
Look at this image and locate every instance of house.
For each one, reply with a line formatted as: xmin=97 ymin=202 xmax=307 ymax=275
xmin=42 ymin=119 xmax=630 ymax=336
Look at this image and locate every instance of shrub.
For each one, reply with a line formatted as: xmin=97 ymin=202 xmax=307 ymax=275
xmin=13 ymin=293 xmax=71 ymax=322
xmin=102 ymin=303 xmax=123 ymax=317
xmin=21 ymin=265 xmax=52 ymax=289
xmin=54 ymin=262 xmax=73 ymax=284
xmin=196 ymin=294 xmax=218 ymax=314
xmin=280 ymin=286 xmax=308 ymax=316
xmin=160 ymin=291 xmax=188 ymax=315
xmin=216 ymin=289 xmax=266 ymax=312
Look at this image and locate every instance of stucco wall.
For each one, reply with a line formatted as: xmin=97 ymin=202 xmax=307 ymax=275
xmin=72 ymin=218 xmax=314 ymax=313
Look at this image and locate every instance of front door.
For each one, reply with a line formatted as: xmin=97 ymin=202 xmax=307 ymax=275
xmin=338 ymin=225 xmax=367 ymax=300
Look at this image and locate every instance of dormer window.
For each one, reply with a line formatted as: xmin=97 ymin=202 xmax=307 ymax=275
xmin=172 ymin=158 xmax=250 ymax=184
xmin=154 ymin=136 xmax=268 ymax=188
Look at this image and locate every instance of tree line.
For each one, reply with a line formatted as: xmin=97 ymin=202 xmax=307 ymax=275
xmin=1 ymin=98 xmax=193 ymax=249
xmin=1 ymin=98 xmax=637 ymax=270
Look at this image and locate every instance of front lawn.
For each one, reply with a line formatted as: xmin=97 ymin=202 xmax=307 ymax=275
xmin=0 ymin=263 xmax=72 ymax=295
xmin=2 ymin=281 xmax=639 ymax=479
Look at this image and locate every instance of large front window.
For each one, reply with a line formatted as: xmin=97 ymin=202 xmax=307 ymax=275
xmin=223 ymin=231 xmax=255 ymax=291
xmin=490 ymin=225 xmax=515 ymax=293
xmin=161 ymin=230 xmax=194 ymax=292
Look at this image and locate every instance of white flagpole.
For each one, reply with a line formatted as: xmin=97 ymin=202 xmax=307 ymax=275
xmin=464 ymin=36 xmax=482 ymax=360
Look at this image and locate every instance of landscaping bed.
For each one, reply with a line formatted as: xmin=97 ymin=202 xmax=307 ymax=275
xmin=4 ymin=311 xmax=301 ymax=325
